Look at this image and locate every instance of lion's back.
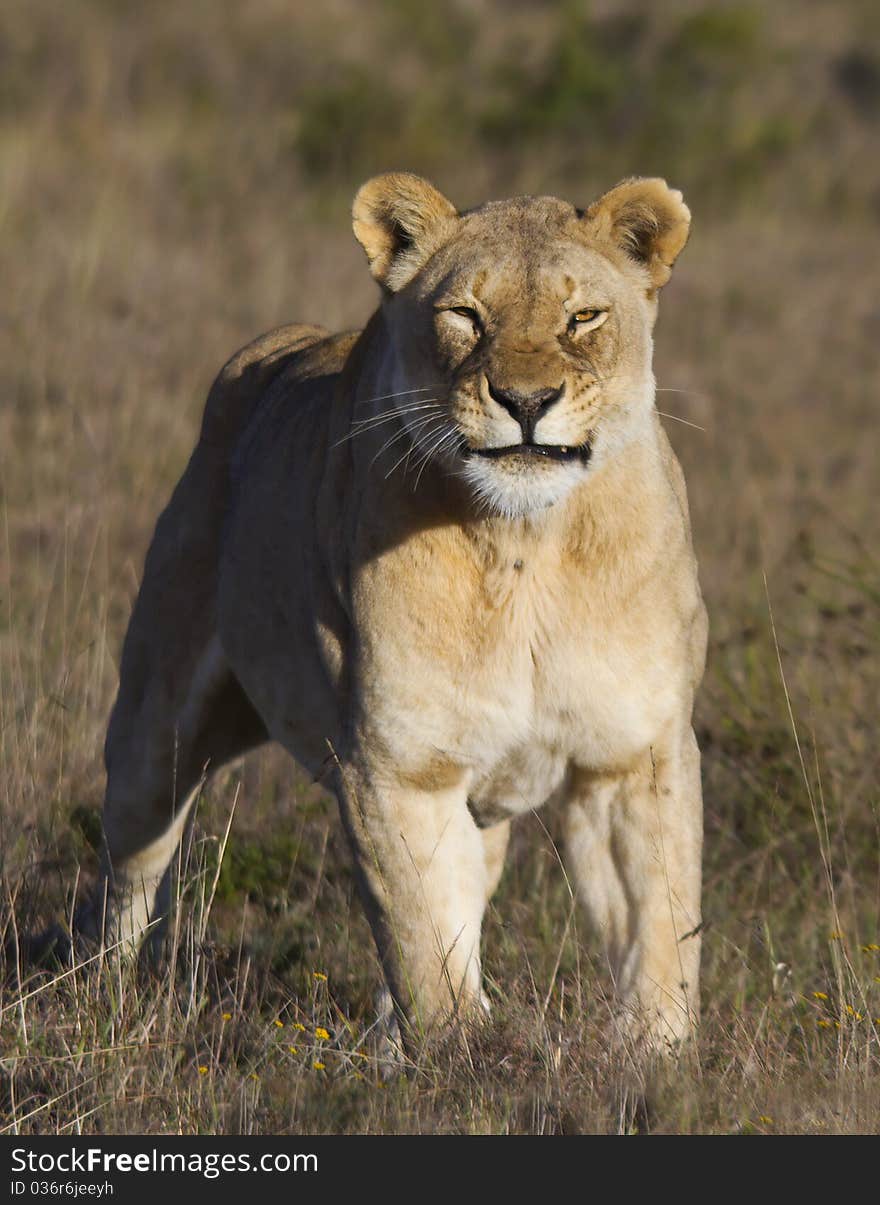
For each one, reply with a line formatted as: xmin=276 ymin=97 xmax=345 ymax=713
xmin=198 ymin=323 xmax=331 ymax=452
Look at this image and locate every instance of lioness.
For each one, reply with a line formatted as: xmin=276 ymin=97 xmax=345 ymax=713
xmin=90 ymin=173 xmax=707 ymax=1052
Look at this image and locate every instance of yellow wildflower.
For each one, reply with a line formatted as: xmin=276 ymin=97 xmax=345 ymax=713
xmin=812 ymin=991 xmax=828 ymax=1000
xmin=288 ymin=1045 xmax=298 ymax=1055
xmin=313 ymin=1060 xmax=326 ymax=1071
xmin=198 ymin=1066 xmax=208 ymax=1075
xmin=315 ymin=1027 xmax=330 ymax=1040
xmin=313 ymin=972 xmax=328 ymax=982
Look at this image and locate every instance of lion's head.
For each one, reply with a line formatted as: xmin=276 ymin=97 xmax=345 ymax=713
xmin=352 ymin=173 xmax=690 ymax=517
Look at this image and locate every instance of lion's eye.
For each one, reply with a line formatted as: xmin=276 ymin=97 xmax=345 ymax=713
xmin=568 ymin=309 xmax=608 ymax=332
xmin=447 ymin=306 xmax=483 ymax=331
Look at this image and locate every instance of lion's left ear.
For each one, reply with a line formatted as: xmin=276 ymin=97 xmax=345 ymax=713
xmin=352 ymin=172 xmax=459 ymax=292
xmin=585 ymin=177 xmax=691 ymax=293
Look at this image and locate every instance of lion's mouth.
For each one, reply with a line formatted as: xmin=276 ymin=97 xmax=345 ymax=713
xmin=467 ymin=441 xmax=592 ymax=464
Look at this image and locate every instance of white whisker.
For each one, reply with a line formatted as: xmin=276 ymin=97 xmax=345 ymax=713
xmin=655 ymin=410 xmax=706 ymax=432
xmin=354 ymin=384 xmax=444 ymax=407
xmin=368 ymin=427 xmax=411 ymax=470
xmin=384 ymin=418 xmax=447 ymax=480
xmin=412 ymin=426 xmax=461 ymax=492
xmin=331 ymin=400 xmax=443 ymax=448
xmin=350 ymin=400 xmax=442 ymax=433
xmin=369 ymin=413 xmax=444 ymax=470
xmin=410 ymin=429 xmax=448 ymax=486
xmin=655 ymin=386 xmax=710 ymax=431
xmin=384 ymin=442 xmax=417 ymax=482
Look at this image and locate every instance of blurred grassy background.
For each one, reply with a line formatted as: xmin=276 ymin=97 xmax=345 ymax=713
xmin=1 ymin=0 xmax=879 ymax=1133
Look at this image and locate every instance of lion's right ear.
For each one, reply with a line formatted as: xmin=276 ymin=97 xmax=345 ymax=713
xmin=352 ymin=173 xmax=458 ymax=292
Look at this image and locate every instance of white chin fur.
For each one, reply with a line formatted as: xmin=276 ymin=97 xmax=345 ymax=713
xmin=459 ymin=456 xmax=586 ymax=518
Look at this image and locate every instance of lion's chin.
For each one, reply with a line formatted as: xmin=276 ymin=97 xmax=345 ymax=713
xmin=458 ymin=451 xmax=589 ymax=518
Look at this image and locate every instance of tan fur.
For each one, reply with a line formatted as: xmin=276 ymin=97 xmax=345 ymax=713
xmin=90 ymin=175 xmax=707 ymax=1054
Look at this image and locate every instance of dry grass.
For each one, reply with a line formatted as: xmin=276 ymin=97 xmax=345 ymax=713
xmin=2 ymin=0 xmax=879 ymax=1133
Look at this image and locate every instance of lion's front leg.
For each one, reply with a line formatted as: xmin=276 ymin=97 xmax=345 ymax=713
xmin=336 ymin=765 xmax=490 ymax=1042
xmin=564 ymin=727 xmax=703 ymax=1053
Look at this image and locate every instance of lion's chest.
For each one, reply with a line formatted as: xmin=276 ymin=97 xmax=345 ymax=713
xmin=356 ymin=548 xmax=682 ymax=810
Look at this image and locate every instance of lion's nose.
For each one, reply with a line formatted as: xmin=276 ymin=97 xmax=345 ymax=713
xmin=486 ymin=380 xmax=564 ymax=442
